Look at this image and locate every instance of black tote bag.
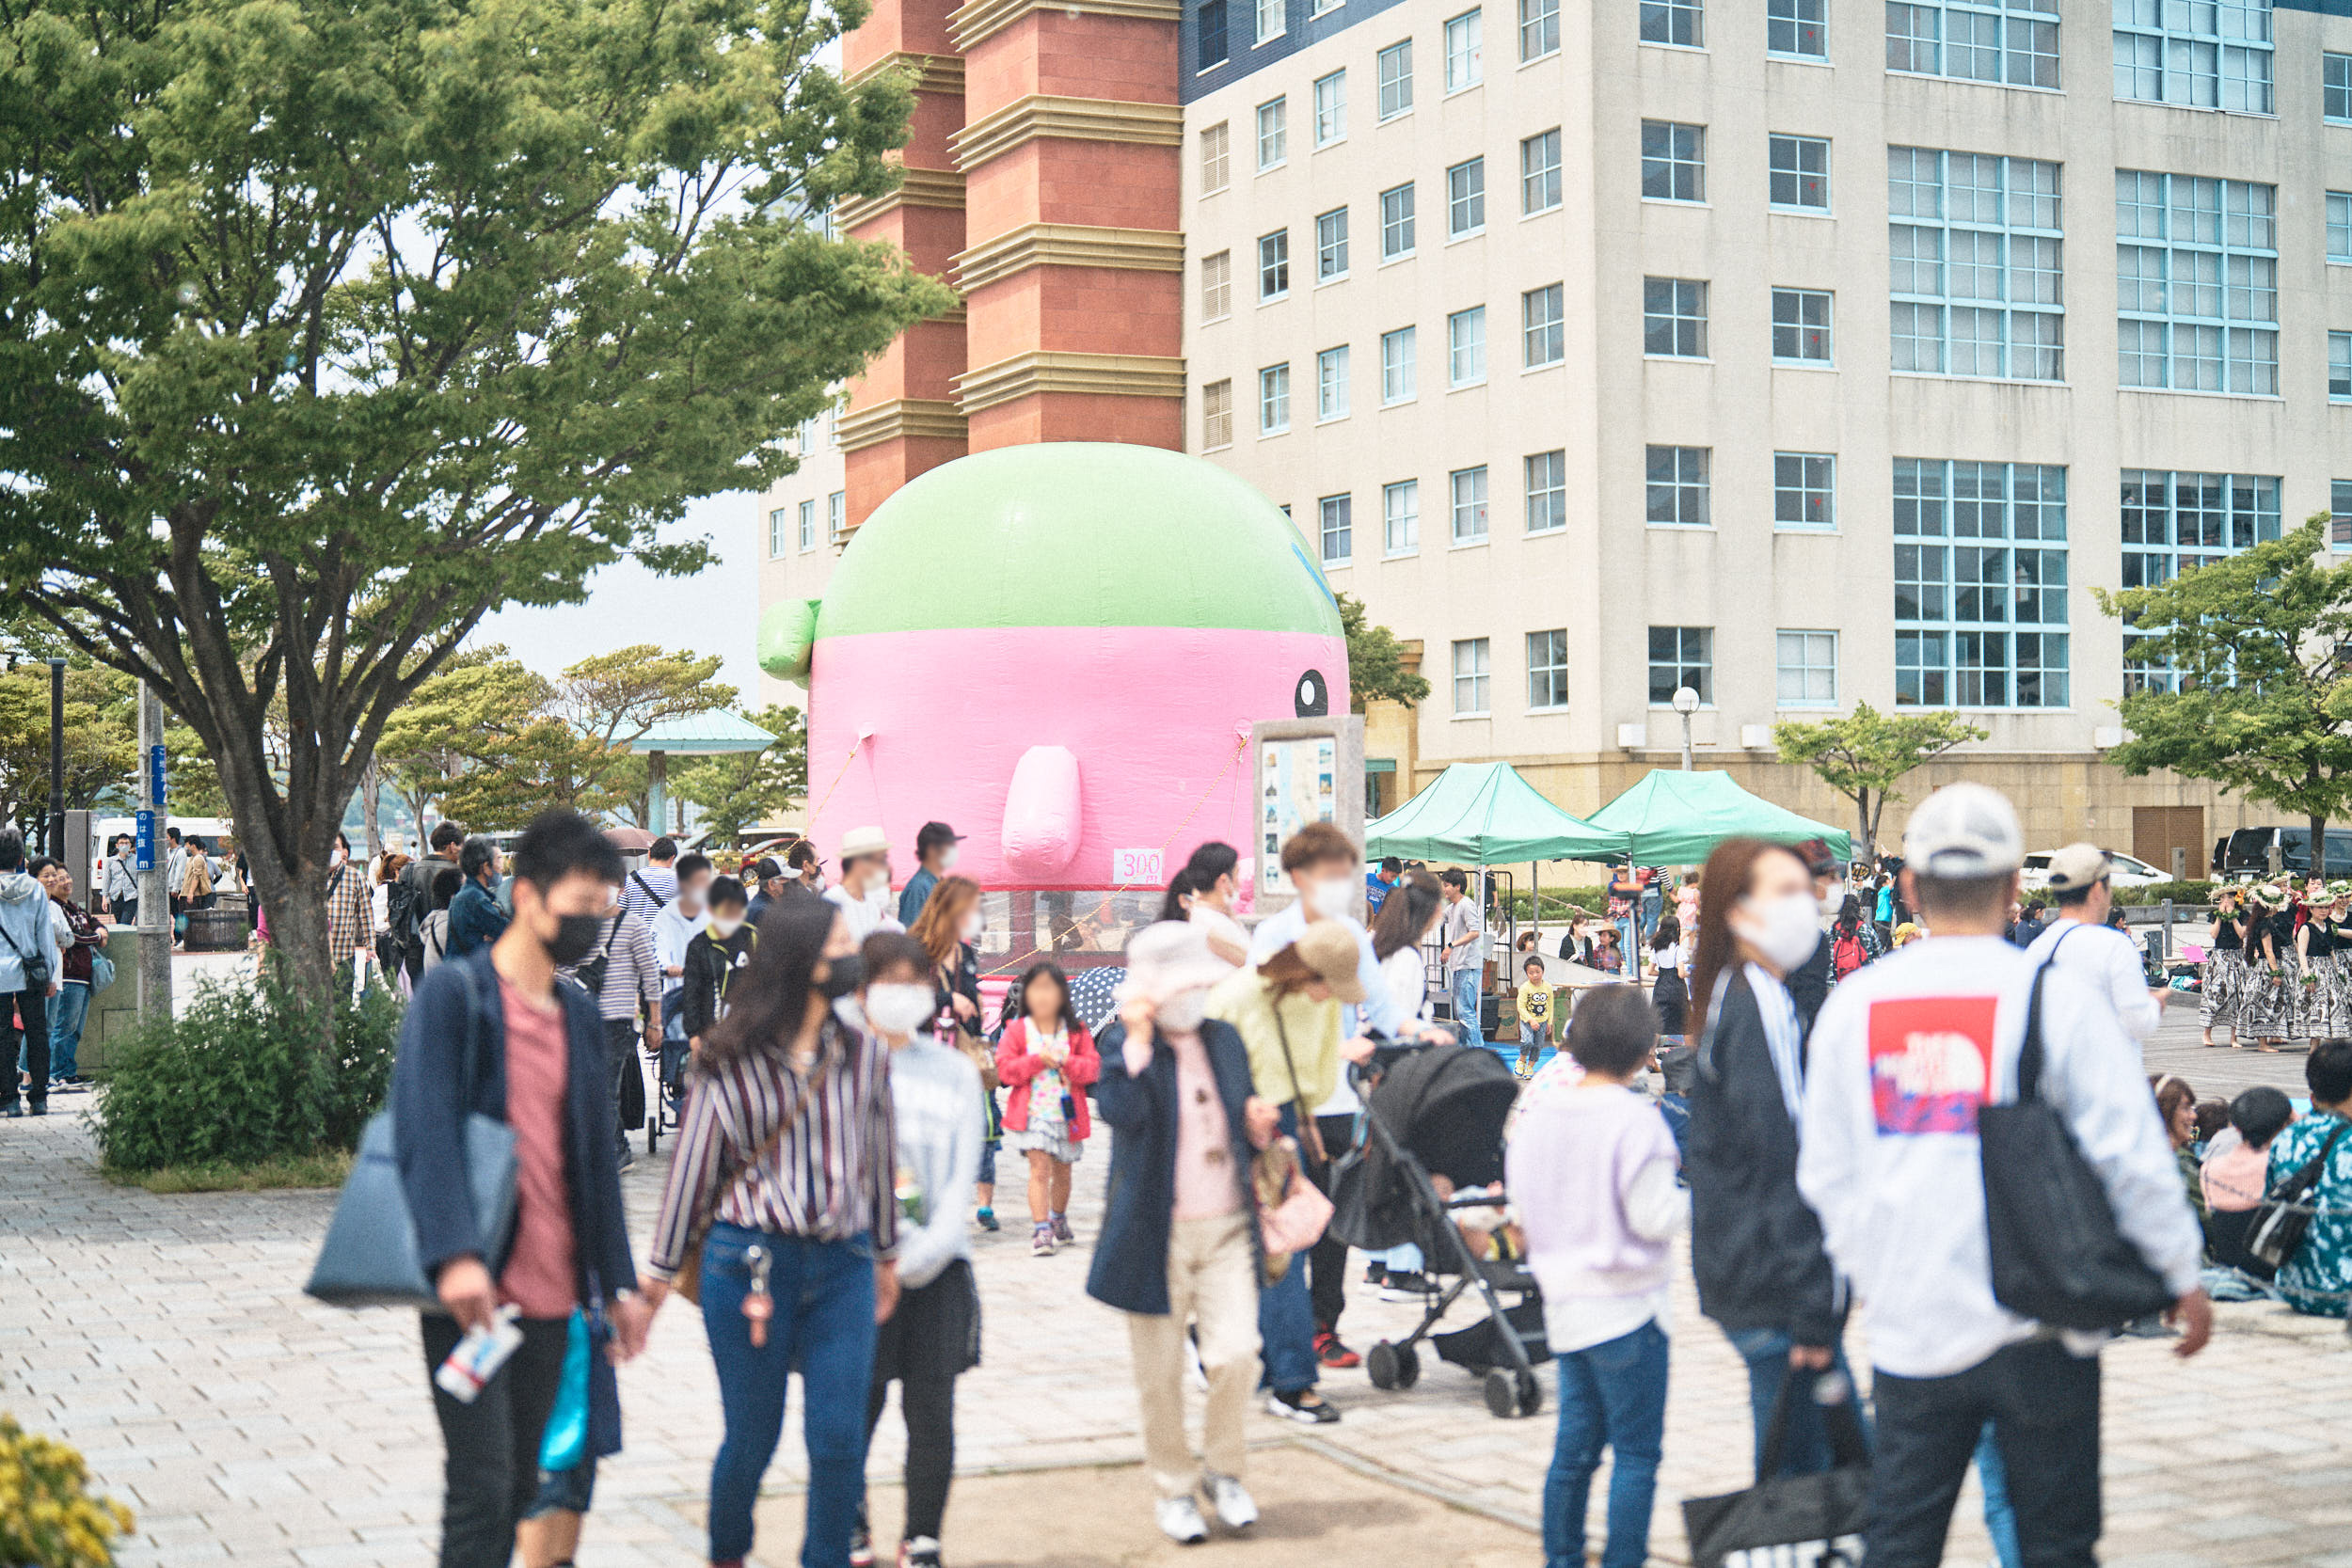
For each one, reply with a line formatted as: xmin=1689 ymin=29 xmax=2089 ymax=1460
xmin=1977 ymin=962 xmax=2173 ymax=1330
xmin=1680 ymin=1375 xmax=1868 ymax=1568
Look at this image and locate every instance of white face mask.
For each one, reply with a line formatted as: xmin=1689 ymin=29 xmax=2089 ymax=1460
xmin=332 ymin=845 xmax=348 ymax=867
xmin=960 ymin=911 xmax=983 ymax=942
xmin=865 ymin=983 xmax=935 ymax=1037
xmin=711 ymin=915 xmax=744 ymax=940
xmin=1736 ymin=891 xmax=1824 ymax=973
xmin=1155 ymin=987 xmax=1211 ymax=1033
xmin=940 ymin=846 xmax=960 ymax=872
xmin=680 ymin=882 xmax=707 ymax=914
xmin=1309 ymin=877 xmax=1353 ymax=919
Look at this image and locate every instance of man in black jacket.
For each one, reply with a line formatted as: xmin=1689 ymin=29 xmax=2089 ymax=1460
xmin=390 ymin=809 xmax=652 ymax=1568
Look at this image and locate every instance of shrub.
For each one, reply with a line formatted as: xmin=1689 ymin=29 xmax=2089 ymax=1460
xmin=90 ymin=963 xmax=401 ymax=1176
xmin=0 ymin=1414 xmax=134 ymax=1568
xmin=2118 ymin=879 xmax=2217 ymax=908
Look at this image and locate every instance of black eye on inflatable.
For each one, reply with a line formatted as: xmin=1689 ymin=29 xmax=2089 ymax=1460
xmin=1294 ymin=669 xmax=1329 ymax=718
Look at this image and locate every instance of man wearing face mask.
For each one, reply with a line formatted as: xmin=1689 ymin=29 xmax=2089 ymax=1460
xmin=324 ymin=831 xmax=377 ymax=983
xmin=745 ymin=857 xmax=789 ymax=926
xmin=826 ymin=826 xmax=904 ymax=942
xmin=1780 ymin=838 xmax=1841 ymax=1035
xmin=898 ymin=821 xmax=963 ymax=928
xmin=389 ymin=809 xmax=650 ymax=1568
xmin=680 ymin=877 xmax=758 ymax=1056
xmin=788 ymin=839 xmax=826 ymax=894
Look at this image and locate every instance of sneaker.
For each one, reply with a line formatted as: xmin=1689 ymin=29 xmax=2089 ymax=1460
xmin=1379 ymin=1271 xmax=1438 ymax=1303
xmin=898 ymin=1538 xmax=943 ymax=1568
xmin=27 ymin=1102 xmax=43 ymax=1117
xmin=1314 ymin=1330 xmax=1360 ymax=1370
xmin=1031 ymin=1223 xmax=1056 ymax=1257
xmin=1363 ymin=1259 xmax=1385 ymax=1286
xmin=1264 ymin=1388 xmax=1341 ymax=1426
xmin=1050 ymin=1212 xmax=1074 ymax=1243
xmin=976 ymin=1207 xmax=999 ymax=1232
xmin=1154 ymin=1495 xmax=1209 ymax=1545
xmin=616 ymin=1152 xmax=637 ymax=1175
xmin=1204 ymin=1472 xmax=1258 ymax=1531
xmin=850 ymin=1525 xmax=875 ymax=1568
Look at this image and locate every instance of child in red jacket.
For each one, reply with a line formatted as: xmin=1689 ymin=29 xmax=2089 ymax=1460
xmin=994 ymin=961 xmax=1102 ymax=1256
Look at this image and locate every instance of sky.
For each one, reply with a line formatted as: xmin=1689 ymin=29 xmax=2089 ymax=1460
xmin=475 ymin=489 xmax=762 ymax=697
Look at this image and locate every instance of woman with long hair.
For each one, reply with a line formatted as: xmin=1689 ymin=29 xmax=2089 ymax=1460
xmin=1370 ymin=869 xmax=1445 ymax=1025
xmin=2201 ymin=887 xmax=2247 ymax=1048
xmin=909 ymin=875 xmax=999 ymax=1231
xmin=1177 ymin=841 xmax=1249 ymax=967
xmin=2243 ymin=882 xmax=2296 ymax=1052
xmin=1683 ymin=837 xmax=1852 ymax=1479
xmin=639 ymin=890 xmax=899 ymax=1568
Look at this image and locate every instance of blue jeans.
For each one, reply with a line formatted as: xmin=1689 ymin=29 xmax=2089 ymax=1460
xmin=699 ymin=1225 xmax=878 ymax=1568
xmin=1723 ymin=1326 xmax=1867 ymax=1479
xmin=47 ymin=981 xmax=88 ymax=1082
xmin=1978 ymin=1422 xmax=2023 ymax=1568
xmin=1546 ymin=1321 xmax=1668 ymax=1568
xmin=1258 ymin=1105 xmax=1319 ymax=1394
xmin=1449 ymin=969 xmax=1483 ymax=1051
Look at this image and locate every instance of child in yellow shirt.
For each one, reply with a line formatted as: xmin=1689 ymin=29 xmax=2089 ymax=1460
xmin=1515 ymin=956 xmax=1555 ymax=1077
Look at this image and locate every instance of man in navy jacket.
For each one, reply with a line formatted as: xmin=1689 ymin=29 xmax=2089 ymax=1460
xmin=391 ymin=810 xmax=649 ymax=1568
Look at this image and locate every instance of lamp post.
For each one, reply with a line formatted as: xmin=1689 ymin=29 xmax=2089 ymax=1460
xmin=1671 ymin=685 xmax=1700 ymax=771
xmin=45 ymin=657 xmax=65 ymax=857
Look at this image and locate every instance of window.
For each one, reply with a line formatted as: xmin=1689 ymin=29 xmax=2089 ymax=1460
xmin=1318 ymin=494 xmax=1352 ymax=565
xmin=1200 ymin=123 xmax=1231 ymax=192
xmin=1888 ymin=0 xmax=2058 ymax=88
xmin=2115 ymin=170 xmax=2278 ymax=395
xmin=1648 ymin=626 xmax=1712 ymax=705
xmin=1522 ymin=284 xmax=1565 ymax=368
xmin=1316 ymin=344 xmax=1351 ymax=419
xmin=1202 ymin=378 xmax=1233 ymax=449
xmin=1769 ymin=134 xmax=1830 ymax=210
xmin=1258 ymin=229 xmax=1290 ymax=300
xmin=1379 ymin=183 xmax=1417 ymax=259
xmin=1452 ymin=638 xmax=1491 ymax=714
xmin=1447 ymin=157 xmax=1486 ymax=237
xmin=1378 ymin=40 xmax=1414 ymax=118
xmin=1255 ymin=0 xmax=1284 ymax=45
xmin=1255 ymin=99 xmax=1286 ymax=169
xmin=1646 ymin=446 xmax=1710 ymax=526
xmin=2121 ymin=470 xmax=2278 ymax=685
xmin=1448 ymin=306 xmax=1486 ymax=386
xmin=1201 ymin=251 xmax=1232 ymax=320
xmin=1525 ymin=450 xmax=1566 ymax=532
xmin=1313 ymin=70 xmax=1347 ymax=146
xmin=1259 ymin=363 xmax=1291 ymax=433
xmin=827 ymin=490 xmax=847 ymax=542
xmin=1644 ymin=277 xmax=1708 ymax=356
xmin=2330 ymin=192 xmax=2352 ymax=263
xmin=2113 ymin=0 xmax=2271 ymax=113
xmin=1527 ymin=629 xmax=1569 ymax=709
xmin=1445 ymin=8 xmax=1483 ymax=90
xmin=1640 ymin=0 xmax=1701 ymax=47
xmin=1522 ymin=130 xmax=1563 ymax=214
xmin=1774 ymin=452 xmax=1836 ymax=529
xmin=1199 ymin=0 xmax=1229 ymax=69
xmin=1769 ymin=0 xmax=1825 ymax=57
xmin=1315 ymin=208 xmax=1349 ymax=281
xmin=1451 ymin=465 xmax=1489 ymax=543
xmin=1894 ymin=458 xmax=2070 ymax=706
xmin=1520 ymin=0 xmax=1558 ymax=60
xmin=1776 ymin=631 xmax=1838 ymax=706
xmin=2330 ymin=53 xmax=2352 ymax=122
xmin=1889 ymin=148 xmax=2064 ymax=381
xmin=2333 ymin=479 xmax=2352 ymax=549
xmin=1641 ymin=120 xmax=1705 ymax=202
xmin=1380 ymin=326 xmax=1417 ymax=403
xmin=1772 ymin=288 xmax=1833 ymax=362
xmin=2332 ymin=331 xmax=2352 ymax=400
xmin=768 ymin=506 xmax=786 ymax=557
xmin=1384 ymin=479 xmax=1420 ymax=554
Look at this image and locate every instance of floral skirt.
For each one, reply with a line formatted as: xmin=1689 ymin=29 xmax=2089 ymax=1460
xmin=2201 ymin=950 xmax=2249 ymax=1031
xmin=2243 ymin=954 xmax=2301 ymax=1038
xmin=2311 ymin=953 xmax=2352 ymax=1041
xmin=1003 ymin=1121 xmax=1085 ymax=1163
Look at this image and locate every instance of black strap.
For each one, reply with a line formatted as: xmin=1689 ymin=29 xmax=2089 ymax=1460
xmin=1756 ymin=1362 xmax=1868 ymax=1481
xmin=631 ymin=871 xmax=660 ymax=905
xmin=2014 ymin=960 xmax=2055 ymax=1102
xmin=2280 ymin=1118 xmax=2351 ymax=1203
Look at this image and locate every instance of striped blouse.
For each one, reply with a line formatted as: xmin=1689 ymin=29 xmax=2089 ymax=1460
xmin=646 ymin=1016 xmax=899 ymax=1276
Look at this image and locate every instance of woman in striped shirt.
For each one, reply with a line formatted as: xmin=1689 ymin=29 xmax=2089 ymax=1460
xmin=639 ymin=890 xmax=899 ymax=1568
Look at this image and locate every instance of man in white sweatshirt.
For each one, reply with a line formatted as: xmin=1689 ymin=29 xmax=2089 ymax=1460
xmin=2023 ymin=842 xmax=2169 ymax=1062
xmin=1798 ymin=784 xmax=2209 ymax=1568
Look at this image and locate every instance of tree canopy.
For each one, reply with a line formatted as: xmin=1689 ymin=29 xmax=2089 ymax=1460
xmin=0 ymin=631 xmax=137 ymax=831
xmin=1772 ymin=703 xmax=1987 ymax=862
xmin=1340 ymin=594 xmax=1431 ymax=712
xmin=673 ymin=704 xmax=806 ymax=845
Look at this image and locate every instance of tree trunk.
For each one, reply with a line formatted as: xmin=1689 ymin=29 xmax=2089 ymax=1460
xmin=2312 ymin=814 xmax=2330 ymax=879
xmin=360 ymin=758 xmax=383 ymax=859
xmin=1854 ymin=790 xmax=1877 ymax=864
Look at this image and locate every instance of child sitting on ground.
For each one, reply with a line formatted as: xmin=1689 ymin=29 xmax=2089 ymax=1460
xmin=2202 ymin=1085 xmax=2295 ymax=1280
xmin=1507 ymin=985 xmax=1685 ymax=1568
xmin=1515 ymin=956 xmax=1554 ymax=1078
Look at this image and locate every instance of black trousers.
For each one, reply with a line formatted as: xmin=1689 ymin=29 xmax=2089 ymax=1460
xmin=1308 ymin=1113 xmax=1359 ymax=1334
xmin=601 ymin=1017 xmax=636 ymax=1162
xmin=4 ymin=986 xmax=50 ymax=1109
xmin=864 ymin=1259 xmax=978 ymax=1543
xmin=421 ymin=1313 xmax=570 ymax=1568
xmin=1867 ymin=1337 xmax=2101 ymax=1568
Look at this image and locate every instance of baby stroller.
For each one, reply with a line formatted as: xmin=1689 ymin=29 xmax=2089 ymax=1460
xmin=1329 ymin=1041 xmax=1548 ymax=1418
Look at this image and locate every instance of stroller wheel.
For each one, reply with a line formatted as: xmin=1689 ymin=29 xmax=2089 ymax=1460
xmin=1366 ymin=1339 xmax=1419 ymax=1390
xmin=1484 ymin=1366 xmax=1540 ymax=1419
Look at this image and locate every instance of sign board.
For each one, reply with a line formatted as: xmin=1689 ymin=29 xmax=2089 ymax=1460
xmin=1111 ymin=847 xmax=1165 ymax=886
xmin=135 ymin=810 xmax=155 ymax=873
xmin=148 ymin=743 xmax=167 ymax=808
xmin=1258 ymin=737 xmax=1339 ymax=897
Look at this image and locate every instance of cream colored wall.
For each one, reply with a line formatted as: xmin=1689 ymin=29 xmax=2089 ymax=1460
xmin=752 ymin=414 xmax=849 ymax=711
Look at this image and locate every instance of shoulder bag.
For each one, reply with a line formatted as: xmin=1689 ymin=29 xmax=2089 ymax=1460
xmin=670 ymin=1050 xmax=830 ymax=1305
xmin=2247 ymin=1118 xmax=2351 ymax=1270
xmin=305 ymin=963 xmax=518 ymax=1307
xmin=937 ymin=958 xmax=998 ymax=1093
xmin=1680 ymin=1372 xmax=1868 ymax=1568
xmin=0 ymin=917 xmax=51 ymax=990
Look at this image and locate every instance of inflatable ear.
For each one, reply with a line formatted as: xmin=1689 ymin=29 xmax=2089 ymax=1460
xmin=1003 ymin=745 xmax=1082 ymax=879
xmin=758 ymin=598 xmax=820 ymax=681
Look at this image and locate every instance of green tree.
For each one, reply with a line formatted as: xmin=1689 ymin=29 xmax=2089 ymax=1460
xmin=673 ymin=705 xmax=808 ymax=846
xmin=0 ymin=0 xmax=948 ymax=1026
xmin=1772 ymin=703 xmax=1988 ymax=861
xmin=0 ymin=646 xmax=137 ymax=831
xmin=1339 ymin=594 xmax=1432 ymax=712
xmin=2093 ymin=516 xmax=2352 ymax=858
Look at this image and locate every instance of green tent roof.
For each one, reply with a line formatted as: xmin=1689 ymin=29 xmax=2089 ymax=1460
xmin=628 ymin=711 xmax=779 ymax=754
xmin=1365 ymin=762 xmax=1629 ymax=865
xmin=1586 ymin=769 xmax=1851 ymax=864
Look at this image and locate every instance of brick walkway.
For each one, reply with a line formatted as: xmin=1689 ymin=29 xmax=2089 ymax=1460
xmin=5 ymin=1025 xmax=2351 ymax=1568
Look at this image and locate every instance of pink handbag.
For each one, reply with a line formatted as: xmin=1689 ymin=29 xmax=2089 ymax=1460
xmin=1252 ymin=1136 xmax=1334 ymax=1284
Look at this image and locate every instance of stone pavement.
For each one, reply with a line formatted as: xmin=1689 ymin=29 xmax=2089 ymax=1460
xmin=6 ymin=1066 xmax=2352 ymax=1568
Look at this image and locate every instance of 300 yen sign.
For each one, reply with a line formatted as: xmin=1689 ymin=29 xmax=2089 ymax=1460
xmin=1112 ymin=847 xmax=1166 ymax=886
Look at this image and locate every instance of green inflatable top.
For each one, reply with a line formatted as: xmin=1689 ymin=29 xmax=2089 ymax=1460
xmin=816 ymin=443 xmax=1343 ymax=639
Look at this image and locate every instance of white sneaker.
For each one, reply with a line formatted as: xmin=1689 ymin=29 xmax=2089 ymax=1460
xmin=1155 ymin=1495 xmax=1210 ymax=1544
xmin=1204 ymin=1473 xmax=1258 ymax=1531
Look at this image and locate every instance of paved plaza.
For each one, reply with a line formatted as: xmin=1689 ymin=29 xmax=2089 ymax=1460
xmin=6 ymin=994 xmax=2352 ymax=1567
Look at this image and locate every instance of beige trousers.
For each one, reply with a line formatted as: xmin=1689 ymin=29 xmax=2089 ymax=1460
xmin=1125 ymin=1210 xmax=1261 ymax=1499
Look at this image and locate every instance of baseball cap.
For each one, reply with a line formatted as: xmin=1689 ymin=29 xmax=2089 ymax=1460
xmin=2042 ymin=843 xmax=2112 ymax=894
xmin=752 ymin=857 xmax=784 ymax=881
xmin=916 ymin=820 xmax=964 ymax=853
xmin=1292 ymin=920 xmax=1369 ymax=1005
xmin=1900 ymin=784 xmax=2024 ymax=879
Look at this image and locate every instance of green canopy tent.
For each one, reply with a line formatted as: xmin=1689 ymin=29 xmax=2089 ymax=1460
xmin=1587 ymin=768 xmax=1851 ymax=865
xmin=1365 ymin=760 xmax=1628 ymax=865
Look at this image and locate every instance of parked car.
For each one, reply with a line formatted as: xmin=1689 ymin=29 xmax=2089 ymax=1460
xmin=2020 ymin=849 xmax=2170 ymax=891
xmin=2216 ymin=826 xmax=2352 ymax=881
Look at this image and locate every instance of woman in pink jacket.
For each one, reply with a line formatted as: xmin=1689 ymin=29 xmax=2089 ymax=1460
xmin=995 ymin=961 xmax=1102 ymax=1256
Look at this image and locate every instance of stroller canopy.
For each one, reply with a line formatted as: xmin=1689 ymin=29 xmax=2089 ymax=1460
xmin=1369 ymin=1044 xmax=1523 ymax=1191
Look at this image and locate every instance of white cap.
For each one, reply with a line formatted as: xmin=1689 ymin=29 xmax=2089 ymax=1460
xmin=1900 ymin=784 xmax=2024 ymax=879
xmin=2042 ymin=843 xmax=2112 ymax=893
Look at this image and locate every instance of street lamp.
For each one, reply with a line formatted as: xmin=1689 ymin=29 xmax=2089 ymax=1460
xmin=45 ymin=657 xmax=65 ymax=857
xmin=1671 ymin=685 xmax=1700 ymax=772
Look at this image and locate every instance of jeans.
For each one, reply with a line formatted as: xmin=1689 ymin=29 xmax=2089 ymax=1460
xmin=700 ymin=1224 xmax=878 ymax=1568
xmin=1723 ymin=1325 xmax=1866 ymax=1479
xmin=421 ymin=1312 xmax=571 ymax=1568
xmin=1449 ymin=968 xmax=1484 ymax=1051
xmin=1257 ymin=1104 xmax=1319 ymax=1394
xmin=48 ymin=981 xmax=89 ymax=1083
xmin=1545 ymin=1321 xmax=1669 ymax=1568
xmin=3 ymin=986 xmax=50 ymax=1110
xmin=1978 ymin=1422 xmax=2024 ymax=1568
xmin=1867 ymin=1338 xmax=2101 ymax=1568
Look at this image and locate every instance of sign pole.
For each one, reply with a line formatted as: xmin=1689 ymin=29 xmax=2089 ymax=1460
xmin=135 ymin=683 xmax=171 ymax=1022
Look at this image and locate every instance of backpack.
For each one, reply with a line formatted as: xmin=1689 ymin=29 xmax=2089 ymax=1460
xmin=1831 ymin=928 xmax=1867 ymax=979
xmin=387 ymin=874 xmax=424 ymax=955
